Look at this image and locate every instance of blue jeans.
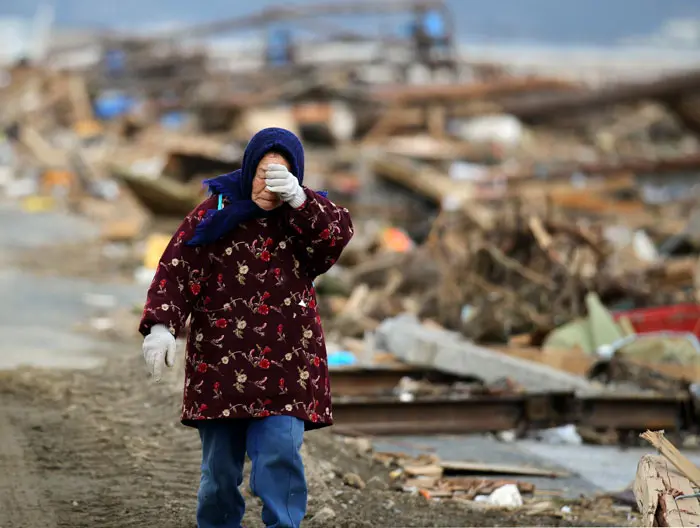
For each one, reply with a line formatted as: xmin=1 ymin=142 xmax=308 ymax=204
xmin=196 ymin=416 xmax=307 ymax=528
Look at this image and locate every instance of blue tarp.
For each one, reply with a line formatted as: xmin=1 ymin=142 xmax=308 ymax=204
xmin=94 ymin=92 xmax=136 ymax=120
xmin=402 ymin=10 xmax=446 ymax=39
xmin=266 ymin=29 xmax=292 ymax=65
xmin=422 ymin=10 xmax=446 ymax=38
xmin=327 ymin=350 xmax=357 ymax=367
xmin=104 ymin=49 xmax=126 ymax=74
xmin=160 ymin=111 xmax=187 ymax=129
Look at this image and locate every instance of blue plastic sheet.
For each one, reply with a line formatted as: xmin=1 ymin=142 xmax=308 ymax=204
xmin=94 ymin=92 xmax=136 ymax=120
xmin=327 ymin=350 xmax=357 ymax=367
xmin=160 ymin=111 xmax=187 ymax=129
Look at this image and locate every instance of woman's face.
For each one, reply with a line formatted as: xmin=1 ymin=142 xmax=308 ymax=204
xmin=251 ymin=152 xmax=290 ymax=211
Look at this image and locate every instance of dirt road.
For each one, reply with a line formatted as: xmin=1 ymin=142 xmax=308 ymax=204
xmin=0 ymin=347 xmax=632 ymax=528
xmin=0 ymin=351 xmax=200 ymax=528
xmin=0 ymin=400 xmax=57 ymax=527
xmin=0 ymin=351 xmax=455 ymax=528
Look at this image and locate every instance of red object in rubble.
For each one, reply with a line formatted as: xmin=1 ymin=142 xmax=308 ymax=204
xmin=613 ymin=304 xmax=700 ymax=338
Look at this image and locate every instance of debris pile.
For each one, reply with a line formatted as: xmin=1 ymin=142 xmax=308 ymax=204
xmin=325 ymin=205 xmax=698 ymax=343
xmin=374 ymin=451 xmax=549 ymax=501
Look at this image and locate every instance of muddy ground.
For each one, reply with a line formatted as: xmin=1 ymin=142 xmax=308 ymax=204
xmin=0 ymin=340 xmax=634 ymax=528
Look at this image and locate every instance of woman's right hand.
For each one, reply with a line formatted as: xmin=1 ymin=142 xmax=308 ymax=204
xmin=142 ymin=324 xmax=177 ymax=382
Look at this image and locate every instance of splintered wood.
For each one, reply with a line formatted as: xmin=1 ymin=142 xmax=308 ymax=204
xmin=635 ymin=455 xmax=700 ymax=527
xmin=641 ymin=430 xmax=700 ymax=488
xmin=404 ymin=475 xmax=535 ymax=501
xmin=329 ymin=200 xmax=698 ymax=343
xmin=370 ymin=451 xmax=569 ymax=502
xmin=635 ymin=430 xmax=700 ymax=527
xmin=420 ymin=206 xmax=697 ymax=341
xmin=426 ymin=208 xmax=608 ymax=339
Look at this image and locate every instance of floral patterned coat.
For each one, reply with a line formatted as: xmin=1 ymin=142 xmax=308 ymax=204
xmin=139 ymin=188 xmax=353 ymax=429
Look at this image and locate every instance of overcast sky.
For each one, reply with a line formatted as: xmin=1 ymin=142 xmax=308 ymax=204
xmin=1 ymin=0 xmax=700 ymax=46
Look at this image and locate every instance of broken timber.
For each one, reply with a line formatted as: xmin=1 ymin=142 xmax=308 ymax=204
xmin=506 ymin=68 xmax=700 ymax=122
xmin=635 ymin=430 xmax=700 ymax=527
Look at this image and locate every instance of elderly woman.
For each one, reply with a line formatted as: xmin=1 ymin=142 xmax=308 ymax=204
xmin=139 ymin=127 xmax=353 ymax=528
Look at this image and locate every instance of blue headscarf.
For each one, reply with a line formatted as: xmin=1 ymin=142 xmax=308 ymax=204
xmin=186 ymin=127 xmax=324 ymax=246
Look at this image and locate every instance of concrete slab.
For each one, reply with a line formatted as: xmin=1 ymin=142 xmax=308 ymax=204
xmin=376 ymin=314 xmax=598 ymax=393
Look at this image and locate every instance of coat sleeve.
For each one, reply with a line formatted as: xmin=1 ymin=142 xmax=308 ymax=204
xmin=287 ymin=187 xmax=354 ymax=279
xmin=138 ymin=197 xmax=216 ymax=338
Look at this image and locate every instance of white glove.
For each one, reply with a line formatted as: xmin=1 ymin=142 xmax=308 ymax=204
xmin=142 ymin=324 xmax=177 ymax=382
xmin=264 ymin=163 xmax=306 ymax=209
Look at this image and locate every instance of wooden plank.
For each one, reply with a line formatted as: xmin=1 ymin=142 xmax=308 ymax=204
xmin=628 ymin=359 xmax=700 ymax=384
xmin=370 ymin=77 xmax=578 ymax=105
xmin=440 ymin=460 xmax=569 ymax=479
xmin=506 ymin=68 xmax=700 ymax=121
xmin=371 ymin=154 xmax=494 ymax=229
xmin=641 ymin=431 xmax=700 ymax=488
xmin=490 ymin=346 xmax=595 ymax=378
xmin=67 ymin=74 xmax=94 ymax=122
xmin=403 ymin=464 xmax=444 ymax=478
xmin=110 ymin=165 xmax=204 ymax=216
xmin=19 ymin=126 xmax=67 ymax=167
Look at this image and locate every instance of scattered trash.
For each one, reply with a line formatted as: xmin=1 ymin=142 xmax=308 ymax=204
xmin=482 ymin=484 xmax=524 ymax=507
xmin=536 ymin=425 xmax=583 ymax=446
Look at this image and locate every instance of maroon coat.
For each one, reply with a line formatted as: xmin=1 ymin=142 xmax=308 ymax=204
xmin=139 ymin=188 xmax=353 ymax=429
